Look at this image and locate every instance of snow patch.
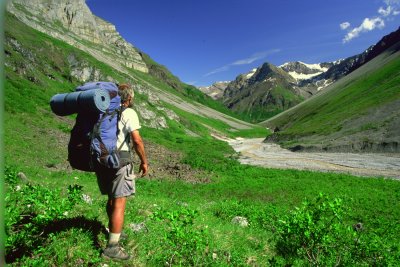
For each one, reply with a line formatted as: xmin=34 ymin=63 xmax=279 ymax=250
xmin=317 ymin=80 xmax=333 ymax=91
xmin=245 ymin=68 xmax=257 ymax=79
xmin=298 ymin=61 xmax=329 ymax=72
xmin=264 ymin=77 xmax=276 ymax=83
xmin=333 ymin=59 xmax=345 ymax=65
xmin=280 ymin=61 xmax=330 ymax=81
xmin=279 ymin=62 xmax=290 ymax=68
xmin=287 ymin=71 xmax=322 ymax=80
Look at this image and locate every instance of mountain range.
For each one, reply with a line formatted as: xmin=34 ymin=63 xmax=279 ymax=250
xmin=262 ymin=32 xmax=400 ymax=152
xmin=200 ymin=28 xmax=400 ymax=124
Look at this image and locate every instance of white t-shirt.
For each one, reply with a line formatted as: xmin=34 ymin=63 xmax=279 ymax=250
xmin=117 ymin=108 xmax=141 ymax=152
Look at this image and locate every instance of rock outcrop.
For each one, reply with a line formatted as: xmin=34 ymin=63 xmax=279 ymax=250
xmin=198 ymin=81 xmax=229 ymax=100
xmin=7 ymin=0 xmax=148 ymax=74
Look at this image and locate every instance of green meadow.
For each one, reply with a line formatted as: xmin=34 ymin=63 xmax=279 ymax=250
xmin=4 ymin=11 xmax=400 ymax=267
xmin=5 ymin=111 xmax=400 ymax=266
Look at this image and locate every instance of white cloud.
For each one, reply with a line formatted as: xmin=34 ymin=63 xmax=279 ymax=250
xmin=204 ymin=49 xmax=280 ymax=77
xmin=232 ymin=50 xmax=281 ymax=66
xmin=378 ymin=6 xmax=392 ymax=16
xmin=384 ymin=0 xmax=400 ymax=15
xmin=361 ymin=17 xmax=385 ymax=30
xmin=204 ymin=66 xmax=230 ymax=77
xmin=343 ymin=17 xmax=385 ymax=43
xmin=340 ymin=22 xmax=351 ymax=30
xmin=342 ymin=0 xmax=399 ymax=43
xmin=384 ymin=0 xmax=400 ymax=5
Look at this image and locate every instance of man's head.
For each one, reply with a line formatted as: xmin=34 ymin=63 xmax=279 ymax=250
xmin=118 ymin=83 xmax=134 ymax=107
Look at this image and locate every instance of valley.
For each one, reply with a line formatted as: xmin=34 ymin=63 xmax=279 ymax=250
xmin=3 ymin=0 xmax=400 ymax=266
xmin=227 ymin=138 xmax=400 ymax=179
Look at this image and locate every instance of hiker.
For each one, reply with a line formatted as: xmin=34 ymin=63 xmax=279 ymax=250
xmin=96 ymin=83 xmax=148 ymax=260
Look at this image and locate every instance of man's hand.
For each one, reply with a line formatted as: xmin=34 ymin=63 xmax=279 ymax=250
xmin=139 ymin=162 xmax=149 ymax=177
xmin=131 ymin=130 xmax=148 ymax=177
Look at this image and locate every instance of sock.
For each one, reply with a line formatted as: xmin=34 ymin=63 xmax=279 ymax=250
xmin=108 ymin=232 xmax=121 ymax=246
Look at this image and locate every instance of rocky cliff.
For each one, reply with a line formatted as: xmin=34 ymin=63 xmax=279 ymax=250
xmin=7 ymin=0 xmax=148 ymax=74
xmin=198 ymin=81 xmax=229 ymax=100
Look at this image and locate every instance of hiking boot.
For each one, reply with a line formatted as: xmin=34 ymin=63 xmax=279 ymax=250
xmin=120 ymin=231 xmax=128 ymax=241
xmin=102 ymin=243 xmax=130 ymax=261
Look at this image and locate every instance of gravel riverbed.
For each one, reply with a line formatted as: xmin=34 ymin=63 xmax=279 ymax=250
xmin=228 ymin=138 xmax=400 ymax=180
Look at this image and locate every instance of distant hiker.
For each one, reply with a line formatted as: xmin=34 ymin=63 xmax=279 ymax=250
xmin=97 ymin=83 xmax=148 ymax=260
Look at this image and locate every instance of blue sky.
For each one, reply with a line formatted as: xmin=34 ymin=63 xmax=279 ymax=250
xmin=86 ymin=0 xmax=400 ymax=86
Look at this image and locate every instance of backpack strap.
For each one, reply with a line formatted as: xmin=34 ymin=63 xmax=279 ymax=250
xmin=91 ymin=109 xmax=119 ymax=146
xmin=116 ymin=106 xmax=129 ymax=152
xmin=116 ymin=107 xmax=133 ymax=166
xmin=116 ymin=105 xmax=126 ymax=135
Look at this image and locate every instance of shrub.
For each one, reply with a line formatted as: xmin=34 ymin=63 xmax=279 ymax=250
xmin=5 ymin=167 xmax=83 ymax=263
xmin=273 ymin=193 xmax=349 ymax=265
xmin=273 ymin=193 xmax=400 ymax=266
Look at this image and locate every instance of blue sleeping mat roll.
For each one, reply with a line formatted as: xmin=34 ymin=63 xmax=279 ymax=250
xmin=50 ymin=88 xmax=110 ymax=116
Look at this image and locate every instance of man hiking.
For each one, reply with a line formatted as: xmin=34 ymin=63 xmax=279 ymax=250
xmin=95 ymin=83 xmax=148 ymax=260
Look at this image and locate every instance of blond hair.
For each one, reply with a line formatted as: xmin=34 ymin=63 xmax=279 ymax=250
xmin=118 ymin=83 xmax=134 ymax=103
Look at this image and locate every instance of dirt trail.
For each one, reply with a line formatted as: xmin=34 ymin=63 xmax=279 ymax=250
xmin=227 ymin=138 xmax=400 ymax=180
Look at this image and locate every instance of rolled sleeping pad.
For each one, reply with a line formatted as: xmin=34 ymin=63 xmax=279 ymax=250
xmin=50 ymin=88 xmax=110 ymax=116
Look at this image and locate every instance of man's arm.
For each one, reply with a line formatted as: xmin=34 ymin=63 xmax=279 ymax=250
xmin=131 ymin=130 xmax=148 ymax=177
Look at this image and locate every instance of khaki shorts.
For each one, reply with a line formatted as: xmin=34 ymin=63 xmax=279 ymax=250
xmin=96 ymin=163 xmax=136 ymax=198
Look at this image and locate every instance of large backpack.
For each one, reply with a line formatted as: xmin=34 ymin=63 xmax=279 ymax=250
xmin=68 ymin=81 xmax=124 ymax=172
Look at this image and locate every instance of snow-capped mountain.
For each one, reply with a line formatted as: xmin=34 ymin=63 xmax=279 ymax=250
xmin=280 ymin=61 xmax=331 ymax=81
xmin=222 ymin=62 xmax=308 ymax=122
xmin=200 ymin=27 xmax=400 ymax=122
xmin=279 ymin=61 xmax=338 ymax=90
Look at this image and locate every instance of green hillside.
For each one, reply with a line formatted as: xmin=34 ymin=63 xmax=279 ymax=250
xmin=4 ymin=10 xmax=400 ymax=267
xmin=262 ymin=43 xmax=400 ymax=152
xmin=139 ymin=50 xmax=245 ymax=120
xmin=232 ymin=84 xmax=304 ymax=123
xmin=222 ymin=63 xmax=305 ymax=123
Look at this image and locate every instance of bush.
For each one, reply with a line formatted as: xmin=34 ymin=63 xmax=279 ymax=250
xmin=4 ymin=165 xmax=19 ymax=185
xmin=5 ymin=166 xmax=83 ymax=263
xmin=274 ymin=193 xmax=350 ymax=265
xmin=273 ymin=193 xmax=400 ymax=266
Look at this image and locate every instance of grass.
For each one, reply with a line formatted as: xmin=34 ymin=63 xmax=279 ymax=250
xmin=4 ymin=8 xmax=400 ymax=266
xmin=5 ymin=128 xmax=400 ymax=265
xmin=4 ymin=90 xmax=400 ymax=265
